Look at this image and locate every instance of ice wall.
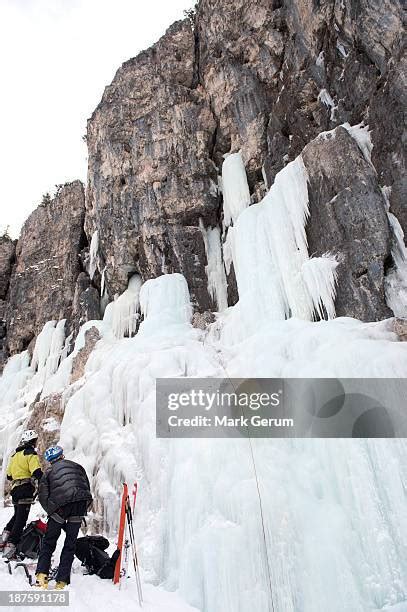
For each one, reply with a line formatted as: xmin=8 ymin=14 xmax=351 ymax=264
xmin=0 ymin=319 xmax=72 ymax=500
xmin=0 ymin=352 xmax=33 ymax=475
xmin=223 ymin=156 xmax=339 ymax=339
xmin=1 ymin=274 xmax=407 ymax=612
xmin=54 ymin=274 xmax=407 ymax=612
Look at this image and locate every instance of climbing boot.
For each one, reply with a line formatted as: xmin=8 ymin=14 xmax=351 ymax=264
xmin=34 ymin=573 xmax=48 ymax=589
xmin=55 ymin=581 xmax=67 ymax=590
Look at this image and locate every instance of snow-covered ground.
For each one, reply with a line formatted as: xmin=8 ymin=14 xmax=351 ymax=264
xmin=0 ymin=505 xmax=198 ymax=612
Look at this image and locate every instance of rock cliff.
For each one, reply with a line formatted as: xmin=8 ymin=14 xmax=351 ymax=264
xmin=1 ymin=0 xmax=405 ymax=364
xmin=85 ymin=19 xmax=219 ymax=310
xmin=85 ymin=0 xmax=405 ymax=320
xmin=3 ymin=182 xmax=99 ymax=359
xmin=0 ymin=235 xmax=16 ymax=368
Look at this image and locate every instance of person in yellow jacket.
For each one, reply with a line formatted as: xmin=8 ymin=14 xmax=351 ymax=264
xmin=1 ymin=430 xmax=43 ymax=560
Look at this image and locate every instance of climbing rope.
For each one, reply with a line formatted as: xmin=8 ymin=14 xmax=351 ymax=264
xmin=206 ymin=336 xmax=276 ymax=612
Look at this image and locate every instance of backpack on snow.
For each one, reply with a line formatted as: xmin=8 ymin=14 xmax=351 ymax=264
xmin=16 ymin=519 xmax=47 ymax=559
xmin=75 ymin=535 xmax=120 ymax=579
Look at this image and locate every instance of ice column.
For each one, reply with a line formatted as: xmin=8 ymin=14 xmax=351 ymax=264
xmin=222 ymin=152 xmax=251 ymax=227
xmin=229 ymin=156 xmax=339 ymax=323
xmin=199 ymin=220 xmax=228 ymax=312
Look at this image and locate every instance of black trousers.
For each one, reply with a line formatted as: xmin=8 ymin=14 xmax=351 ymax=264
xmin=36 ymin=518 xmax=81 ymax=583
xmin=5 ymin=504 xmax=31 ymax=546
xmin=6 ymin=483 xmax=35 ymax=545
xmin=36 ymin=501 xmax=87 ymax=584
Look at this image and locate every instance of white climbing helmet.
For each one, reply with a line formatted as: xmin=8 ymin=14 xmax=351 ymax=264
xmin=20 ymin=430 xmax=38 ymax=445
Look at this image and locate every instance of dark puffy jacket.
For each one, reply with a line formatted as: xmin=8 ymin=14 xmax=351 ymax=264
xmin=38 ymin=459 xmax=92 ymax=515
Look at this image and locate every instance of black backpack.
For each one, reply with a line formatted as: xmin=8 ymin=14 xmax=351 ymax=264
xmin=16 ymin=520 xmax=47 ymax=559
xmin=75 ymin=536 xmax=120 ymax=579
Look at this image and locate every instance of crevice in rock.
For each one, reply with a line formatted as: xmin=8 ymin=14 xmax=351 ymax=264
xmin=383 ymin=253 xmax=395 ymax=275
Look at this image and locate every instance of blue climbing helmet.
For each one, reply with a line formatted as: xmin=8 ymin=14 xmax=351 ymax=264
xmin=44 ymin=445 xmax=63 ymax=463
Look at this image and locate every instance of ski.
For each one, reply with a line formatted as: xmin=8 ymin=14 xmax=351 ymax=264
xmin=113 ymin=482 xmax=128 ymax=585
xmin=113 ymin=482 xmax=143 ymax=605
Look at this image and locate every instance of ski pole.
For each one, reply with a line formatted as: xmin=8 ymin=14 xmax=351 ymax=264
xmin=120 ymin=527 xmax=130 ymax=590
xmin=129 ymin=483 xmax=143 ymax=603
xmin=125 ymin=498 xmax=143 ymax=605
xmin=126 ymin=501 xmax=143 ymax=605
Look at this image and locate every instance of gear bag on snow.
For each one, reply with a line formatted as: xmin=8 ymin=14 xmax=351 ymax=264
xmin=16 ymin=519 xmax=47 ymax=559
xmin=75 ymin=536 xmax=120 ymax=579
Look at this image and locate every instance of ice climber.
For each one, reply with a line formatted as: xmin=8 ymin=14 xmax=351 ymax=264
xmin=1 ymin=429 xmax=43 ymax=560
xmin=34 ymin=446 xmax=92 ymax=590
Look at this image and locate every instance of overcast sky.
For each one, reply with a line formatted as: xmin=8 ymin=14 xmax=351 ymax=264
xmin=0 ymin=0 xmax=195 ymax=238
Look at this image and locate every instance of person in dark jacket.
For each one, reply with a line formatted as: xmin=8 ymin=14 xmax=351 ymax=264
xmin=1 ymin=430 xmax=43 ymax=560
xmin=35 ymin=446 xmax=92 ymax=590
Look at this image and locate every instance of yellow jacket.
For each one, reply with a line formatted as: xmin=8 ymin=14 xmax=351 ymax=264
xmin=6 ymin=446 xmax=42 ymax=484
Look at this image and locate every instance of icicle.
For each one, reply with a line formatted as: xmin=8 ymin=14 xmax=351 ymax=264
xmin=89 ymin=230 xmax=99 ymax=280
xmin=223 ymin=228 xmax=234 ymax=276
xmin=230 ymin=155 xmax=339 ymax=325
xmin=199 ymin=220 xmax=228 ymax=312
xmin=44 ymin=319 xmax=66 ymax=378
xmin=384 ymin=210 xmax=407 ymax=317
xmin=31 ymin=321 xmax=57 ymax=372
xmin=101 ymin=266 xmax=107 ymax=297
xmin=318 ymin=89 xmax=337 ymax=121
xmin=61 ymin=332 xmax=73 ymax=362
xmin=111 ymin=274 xmax=142 ymax=339
xmin=0 ymin=351 xmax=31 ymax=409
xmin=221 ymin=152 xmax=251 ymax=227
xmin=301 ymin=255 xmax=339 ymax=320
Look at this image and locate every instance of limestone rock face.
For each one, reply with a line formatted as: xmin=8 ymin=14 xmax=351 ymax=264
xmin=302 ymin=127 xmax=393 ymax=321
xmin=70 ymin=325 xmax=101 ymax=384
xmin=0 ymin=236 xmax=16 ymax=367
xmin=5 ymin=182 xmax=92 ymax=354
xmin=0 ymin=236 xmax=15 ymax=300
xmin=0 ymin=0 xmax=404 ymax=358
xmin=86 ymin=20 xmax=219 ymax=310
xmin=26 ymin=393 xmax=64 ymax=460
xmin=71 ymin=273 xmax=100 ymax=337
xmin=84 ymin=0 xmax=405 ymax=322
